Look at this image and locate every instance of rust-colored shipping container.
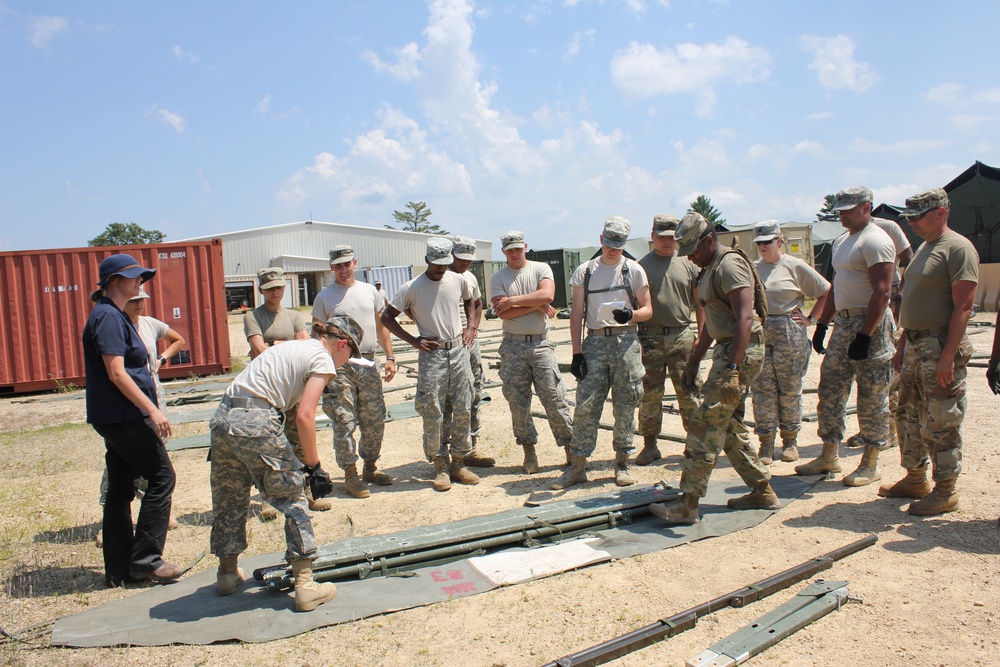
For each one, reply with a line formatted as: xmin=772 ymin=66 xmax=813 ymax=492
xmin=0 ymin=239 xmax=232 ymax=394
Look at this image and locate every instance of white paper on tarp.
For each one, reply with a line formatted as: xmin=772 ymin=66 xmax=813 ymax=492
xmin=596 ymin=300 xmax=626 ymax=321
xmin=467 ymin=537 xmax=612 ymax=585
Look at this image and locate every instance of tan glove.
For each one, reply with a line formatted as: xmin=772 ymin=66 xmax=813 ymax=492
xmin=718 ymin=367 xmax=742 ymax=403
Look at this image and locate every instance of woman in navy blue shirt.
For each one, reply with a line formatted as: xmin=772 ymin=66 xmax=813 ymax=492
xmin=83 ymin=254 xmax=182 ymax=587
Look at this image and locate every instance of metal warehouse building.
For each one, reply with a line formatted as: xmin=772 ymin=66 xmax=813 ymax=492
xmin=182 ymin=220 xmax=492 ymax=311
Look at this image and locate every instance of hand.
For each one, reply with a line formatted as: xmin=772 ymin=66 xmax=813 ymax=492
xmin=571 ymin=353 xmax=587 ymax=380
xmin=988 ymin=359 xmax=1000 ymax=395
xmin=892 ymin=344 xmax=905 ymax=375
xmin=681 ymin=361 xmax=702 ymax=395
xmin=149 ymin=407 xmax=172 ymax=440
xmin=383 ymin=358 xmax=396 ymax=383
xmin=612 ymin=307 xmax=633 ymax=324
xmin=304 ymin=463 xmax=334 ymax=499
xmin=294 ymin=329 xmax=310 ymax=341
xmin=812 ymin=323 xmax=828 ymax=354
xmin=545 ymin=305 xmax=557 ymax=318
xmin=935 ymin=356 xmax=955 ymax=388
xmin=847 ymin=333 xmax=871 ymax=360
xmin=790 ymin=309 xmax=810 ymax=327
xmin=415 ymin=336 xmax=441 ymax=352
xmin=718 ymin=367 xmax=742 ymax=403
xmin=462 ymin=326 xmax=477 ymax=347
xmin=494 ymin=296 xmax=512 ymax=313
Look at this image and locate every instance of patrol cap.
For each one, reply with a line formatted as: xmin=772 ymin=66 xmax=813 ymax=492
xmin=329 ymin=245 xmax=355 ymax=265
xmin=452 ymin=236 xmax=477 ymax=261
xmin=98 ymin=253 xmax=156 ymax=287
xmin=901 ymin=188 xmax=950 ymax=218
xmin=752 ymin=220 xmax=781 ymax=243
xmin=652 ymin=214 xmax=681 ymax=237
xmin=601 ymin=216 xmax=631 ymax=249
xmin=257 ymin=267 xmax=286 ymax=290
xmin=674 ymin=210 xmax=712 ymax=257
xmin=325 ymin=312 xmax=364 ymax=358
xmin=501 ymin=230 xmax=526 ymax=250
xmin=425 ymin=237 xmax=454 ymax=265
xmin=832 ymin=186 xmax=873 ymax=211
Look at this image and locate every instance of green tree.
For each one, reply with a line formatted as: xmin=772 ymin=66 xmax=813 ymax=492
xmin=385 ymin=201 xmax=449 ymax=235
xmin=690 ymin=194 xmax=726 ymax=229
xmin=88 ymin=222 xmax=166 ymax=246
xmin=816 ymin=194 xmax=839 ymax=222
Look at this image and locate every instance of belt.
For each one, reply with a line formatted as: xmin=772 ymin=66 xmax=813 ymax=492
xmin=361 ymin=352 xmax=376 ymax=360
xmin=437 ymin=337 xmax=463 ymax=350
xmin=639 ymin=324 xmax=687 ymax=335
xmin=767 ymin=313 xmax=795 ymax=318
xmin=503 ymin=332 xmax=547 ymax=343
xmin=838 ymin=308 xmax=867 ymax=319
xmin=905 ymin=327 xmax=949 ymax=341
xmin=221 ymin=395 xmax=273 ymax=410
xmin=588 ymin=325 xmax=638 ymax=336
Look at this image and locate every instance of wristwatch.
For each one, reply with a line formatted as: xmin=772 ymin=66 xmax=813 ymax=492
xmin=724 ymin=362 xmax=739 ymax=371
xmin=808 ymin=316 xmax=817 ymax=325
xmin=157 ymin=355 xmax=167 ymax=366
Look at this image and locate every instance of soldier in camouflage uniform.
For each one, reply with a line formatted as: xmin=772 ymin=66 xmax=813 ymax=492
xmin=210 ymin=314 xmax=361 ymax=612
xmin=797 ymin=187 xmax=896 ymax=488
xmin=878 ymin=189 xmax=979 ymax=515
xmin=750 ymin=220 xmax=831 ymax=464
xmin=551 ymin=216 xmax=652 ymax=490
xmin=381 ymin=238 xmax=479 ymax=491
xmin=648 ymin=212 xmax=779 ymax=525
xmin=491 ymin=230 xmax=574 ymax=473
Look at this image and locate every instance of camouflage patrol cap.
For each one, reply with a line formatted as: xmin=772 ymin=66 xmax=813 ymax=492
xmin=901 ymin=188 xmax=950 ymax=218
xmin=329 ymin=245 xmax=355 ymax=265
xmin=500 ymin=230 xmax=526 ymax=250
xmin=832 ymin=186 xmax=873 ymax=211
xmin=674 ymin=210 xmax=711 ymax=257
xmin=601 ymin=216 xmax=631 ymax=249
xmin=425 ymin=237 xmax=454 ymax=265
xmin=325 ymin=312 xmax=364 ymax=358
xmin=752 ymin=220 xmax=781 ymax=243
xmin=652 ymin=214 xmax=681 ymax=236
xmin=452 ymin=236 xmax=477 ymax=261
xmin=257 ymin=267 xmax=286 ymax=290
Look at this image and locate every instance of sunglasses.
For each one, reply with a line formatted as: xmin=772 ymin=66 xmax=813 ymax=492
xmin=755 ymin=239 xmax=776 ymax=246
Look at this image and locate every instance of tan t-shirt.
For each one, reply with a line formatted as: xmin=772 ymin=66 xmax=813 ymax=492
xmin=755 ymin=254 xmax=830 ymax=315
xmin=899 ymin=231 xmax=979 ymax=331
xmin=455 ymin=271 xmax=481 ymax=329
xmin=243 ymin=306 xmax=308 ymax=345
xmin=226 ymin=339 xmax=337 ymax=412
xmin=638 ymin=251 xmax=699 ymax=328
xmin=391 ymin=271 xmax=473 ymax=340
xmin=311 ymin=281 xmax=384 ymax=354
xmin=872 ymin=217 xmax=911 ymax=287
xmin=570 ymin=257 xmax=648 ymax=330
xmin=699 ymin=250 xmax=762 ymax=341
xmin=489 ymin=260 xmax=554 ymax=336
xmin=831 ymin=223 xmax=896 ymax=309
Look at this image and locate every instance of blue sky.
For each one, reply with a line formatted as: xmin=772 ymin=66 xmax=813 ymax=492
xmin=2 ymin=0 xmax=998 ymax=255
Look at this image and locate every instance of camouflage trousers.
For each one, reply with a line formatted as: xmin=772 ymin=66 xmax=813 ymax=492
xmin=751 ymin=315 xmax=812 ymax=437
xmin=638 ymin=327 xmax=698 ymax=434
xmin=444 ymin=339 xmax=482 ymax=445
xmin=680 ymin=336 xmax=768 ymax=498
xmin=416 ymin=345 xmax=473 ymax=460
xmin=321 ymin=359 xmax=386 ymax=470
xmin=817 ymin=312 xmax=894 ymax=449
xmin=209 ymin=403 xmax=315 ymax=563
xmin=896 ymin=332 xmax=973 ymax=481
xmin=570 ymin=332 xmax=643 ymax=458
xmin=498 ymin=337 xmax=573 ymax=448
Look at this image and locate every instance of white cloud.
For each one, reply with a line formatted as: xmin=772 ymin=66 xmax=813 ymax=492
xmin=848 ymin=138 xmax=950 ymax=155
xmin=564 ymin=28 xmax=595 ymax=60
xmin=172 ymin=45 xmax=200 ymax=63
xmin=801 ymin=35 xmax=879 ymax=93
xmin=361 ymin=42 xmax=422 ymax=81
xmin=923 ymin=82 xmax=963 ymax=106
xmin=150 ymin=105 xmax=186 ymax=133
xmin=255 ymin=94 xmax=271 ymax=115
xmin=807 ymin=111 xmax=833 ymax=121
xmin=610 ymin=37 xmax=770 ymax=116
xmin=28 ymin=15 xmax=68 ymax=48
xmin=792 ymin=140 xmax=824 ymax=156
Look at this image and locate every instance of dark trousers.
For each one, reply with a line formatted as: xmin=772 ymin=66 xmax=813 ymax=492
xmin=92 ymin=417 xmax=175 ymax=584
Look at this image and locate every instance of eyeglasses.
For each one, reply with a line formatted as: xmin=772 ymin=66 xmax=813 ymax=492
xmin=755 ymin=239 xmax=776 ymax=246
xmin=906 ymin=209 xmax=935 ymax=221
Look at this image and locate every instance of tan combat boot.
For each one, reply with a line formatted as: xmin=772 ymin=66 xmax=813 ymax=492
xmin=780 ymin=430 xmax=800 ymax=462
xmin=306 ymin=484 xmax=332 ymax=511
xmin=907 ymin=479 xmax=959 ymax=516
xmin=614 ymin=453 xmax=636 ymax=487
xmin=563 ymin=446 xmax=572 ymax=466
xmin=727 ymin=481 xmax=781 ymax=510
xmin=795 ymin=442 xmax=842 ymax=475
xmin=522 ymin=444 xmax=539 ymax=474
xmin=362 ymin=460 xmax=394 ymax=486
xmin=217 ymin=556 xmax=246 ymax=596
xmin=843 ymin=446 xmax=881 ymax=487
xmin=846 ymin=433 xmax=865 ymax=448
xmin=649 ymin=494 xmax=700 ymax=525
xmin=757 ymin=433 xmax=776 ymax=465
xmin=343 ymin=463 xmax=371 ymax=499
xmin=635 ymin=435 xmax=662 ymax=466
xmin=878 ymin=465 xmax=933 ymax=499
xmin=463 ymin=435 xmax=496 ymax=467
xmin=551 ymin=454 xmax=588 ymax=490
xmin=291 ymin=559 xmax=337 ymax=612
xmin=432 ymin=456 xmax=451 ymax=491
xmin=449 ymin=456 xmax=481 ymax=485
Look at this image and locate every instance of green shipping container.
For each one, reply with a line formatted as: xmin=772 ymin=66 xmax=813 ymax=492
xmin=525 ymin=249 xmax=581 ymax=309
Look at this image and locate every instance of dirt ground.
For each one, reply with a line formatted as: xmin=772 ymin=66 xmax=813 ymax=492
xmin=1 ymin=311 xmax=998 ymax=667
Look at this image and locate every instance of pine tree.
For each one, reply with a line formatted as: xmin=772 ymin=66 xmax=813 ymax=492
xmin=385 ymin=201 xmax=449 ymax=235
xmin=816 ymin=194 xmax=839 ymax=222
xmin=690 ymin=195 xmax=726 ymax=229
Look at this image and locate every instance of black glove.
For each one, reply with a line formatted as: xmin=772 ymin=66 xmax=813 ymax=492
xmin=987 ymin=359 xmax=1000 ymax=396
xmin=303 ymin=462 xmax=334 ymax=499
xmin=612 ymin=307 xmax=633 ymax=324
xmin=571 ymin=353 xmax=587 ymax=380
xmin=847 ymin=333 xmax=872 ymax=360
xmin=812 ymin=323 xmax=828 ymax=354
